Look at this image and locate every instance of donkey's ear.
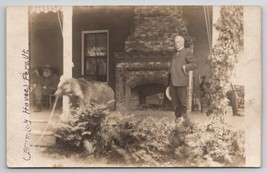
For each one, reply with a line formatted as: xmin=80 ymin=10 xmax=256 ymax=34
xmin=72 ymin=81 xmax=84 ymax=100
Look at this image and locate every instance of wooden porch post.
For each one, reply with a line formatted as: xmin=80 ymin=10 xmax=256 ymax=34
xmin=187 ymin=45 xmax=193 ymax=113
xmin=62 ymin=7 xmax=73 ymax=118
xmin=187 ymin=67 xmax=193 ymax=113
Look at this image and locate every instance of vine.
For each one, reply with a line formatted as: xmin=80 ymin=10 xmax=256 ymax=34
xmin=206 ymin=6 xmax=243 ymax=120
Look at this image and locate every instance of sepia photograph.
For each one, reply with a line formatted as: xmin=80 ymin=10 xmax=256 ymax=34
xmin=6 ymin=5 xmax=261 ymax=167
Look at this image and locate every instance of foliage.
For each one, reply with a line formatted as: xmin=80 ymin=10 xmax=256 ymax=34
xmin=101 ymin=113 xmax=179 ymax=166
xmin=101 ymin=112 xmax=245 ymax=166
xmin=53 ymin=104 xmax=245 ymax=167
xmin=205 ymin=6 xmax=243 ymax=119
xmin=55 ymin=103 xmax=109 ymax=152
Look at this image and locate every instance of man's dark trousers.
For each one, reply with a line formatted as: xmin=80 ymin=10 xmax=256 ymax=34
xmin=170 ymin=81 xmax=187 ymax=118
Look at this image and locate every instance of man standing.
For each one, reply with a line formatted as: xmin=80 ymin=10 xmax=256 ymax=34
xmin=169 ymin=35 xmax=197 ymax=123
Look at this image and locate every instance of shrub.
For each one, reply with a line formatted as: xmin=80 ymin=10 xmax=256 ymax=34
xmin=55 ymin=103 xmax=109 ymax=154
xmin=54 ymin=104 xmax=245 ymax=167
xmin=101 ymin=113 xmax=245 ymax=166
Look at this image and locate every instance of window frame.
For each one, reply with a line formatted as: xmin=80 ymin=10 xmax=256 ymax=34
xmin=81 ymin=30 xmax=109 ymax=83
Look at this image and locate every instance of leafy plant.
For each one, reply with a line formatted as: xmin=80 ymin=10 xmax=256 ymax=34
xmin=206 ymin=6 xmax=243 ymax=120
xmin=55 ymin=103 xmax=109 ymax=153
xmin=100 ymin=112 xmax=245 ymax=166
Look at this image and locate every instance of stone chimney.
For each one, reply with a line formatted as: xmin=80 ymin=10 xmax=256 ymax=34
xmin=125 ymin=6 xmax=193 ymax=52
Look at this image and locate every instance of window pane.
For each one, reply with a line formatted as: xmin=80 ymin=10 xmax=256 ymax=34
xmin=85 ymin=57 xmax=107 ymax=81
xmin=96 ymin=33 xmax=107 ymax=56
xmin=85 ymin=58 xmax=96 ymax=75
xmin=85 ymin=34 xmax=96 ymax=57
xmin=96 ymin=57 xmax=107 ymax=81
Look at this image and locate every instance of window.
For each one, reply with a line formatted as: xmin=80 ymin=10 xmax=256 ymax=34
xmin=81 ymin=30 xmax=109 ymax=82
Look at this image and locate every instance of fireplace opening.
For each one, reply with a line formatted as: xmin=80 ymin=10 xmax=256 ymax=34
xmin=129 ymin=83 xmax=172 ymax=110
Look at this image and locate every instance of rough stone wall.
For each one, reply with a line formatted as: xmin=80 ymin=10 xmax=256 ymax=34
xmin=125 ymin=6 xmax=192 ymax=52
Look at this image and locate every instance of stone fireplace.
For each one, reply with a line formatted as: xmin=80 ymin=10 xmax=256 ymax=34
xmin=115 ymin=52 xmax=171 ymax=110
xmin=115 ymin=6 xmax=193 ymax=110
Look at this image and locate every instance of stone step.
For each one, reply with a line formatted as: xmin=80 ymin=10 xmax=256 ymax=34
xmin=30 ymin=130 xmax=56 ymax=147
xmin=31 ymin=130 xmax=54 ymax=136
xmin=30 ymin=119 xmax=56 ymax=131
xmin=31 ymin=119 xmax=49 ymax=123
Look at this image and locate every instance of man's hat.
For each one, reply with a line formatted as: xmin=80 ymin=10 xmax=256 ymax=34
xmin=41 ymin=65 xmax=54 ymax=72
xmin=165 ymin=86 xmax=172 ymax=101
xmin=42 ymin=64 xmax=53 ymax=69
